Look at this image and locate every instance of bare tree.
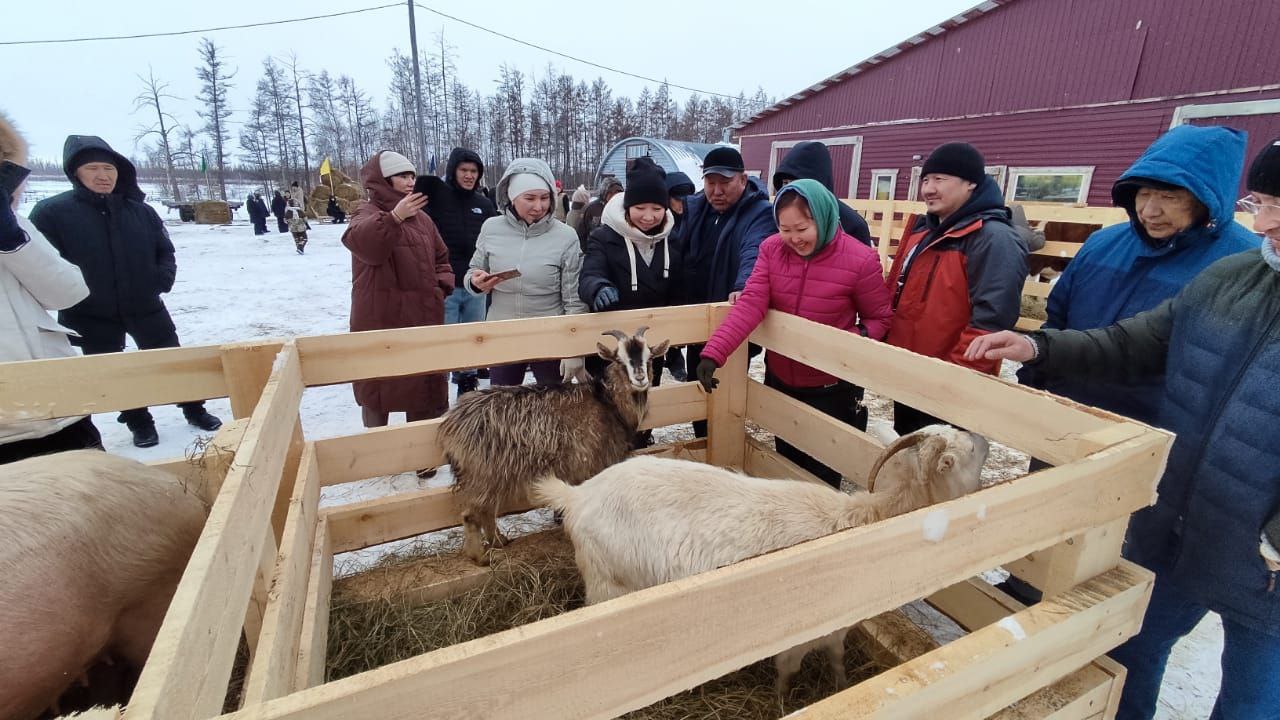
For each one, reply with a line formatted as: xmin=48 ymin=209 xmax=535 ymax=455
xmin=132 ymin=67 xmax=183 ymax=201
xmin=195 ymin=38 xmax=235 ymax=200
xmin=283 ymin=52 xmax=312 ymax=191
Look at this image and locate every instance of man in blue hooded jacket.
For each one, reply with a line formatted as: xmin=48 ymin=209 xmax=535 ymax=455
xmin=1017 ymin=125 xmax=1259 ymax=425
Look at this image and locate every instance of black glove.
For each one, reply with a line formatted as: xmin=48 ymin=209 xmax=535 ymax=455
xmin=0 ymin=201 xmax=26 ymax=253
xmin=696 ymin=357 xmax=720 ymax=393
xmin=593 ymin=285 xmax=620 ymax=312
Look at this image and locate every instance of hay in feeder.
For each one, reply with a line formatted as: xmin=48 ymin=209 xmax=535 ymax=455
xmin=327 ymin=526 xmax=888 ymax=718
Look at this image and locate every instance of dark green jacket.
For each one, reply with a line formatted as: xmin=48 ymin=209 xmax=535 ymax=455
xmin=1028 ymin=250 xmax=1280 ymax=632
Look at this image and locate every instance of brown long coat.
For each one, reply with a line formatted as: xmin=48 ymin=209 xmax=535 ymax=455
xmin=342 ymin=152 xmax=455 ymax=416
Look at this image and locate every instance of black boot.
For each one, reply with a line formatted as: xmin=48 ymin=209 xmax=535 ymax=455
xmin=185 ymin=409 xmax=223 ymax=432
xmin=130 ymin=424 xmax=160 ymax=448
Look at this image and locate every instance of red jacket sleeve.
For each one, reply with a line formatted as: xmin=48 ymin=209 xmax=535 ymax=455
xmin=700 ymin=239 xmax=776 ymax=366
xmin=851 ymin=249 xmax=893 ymax=340
xmin=947 ymin=326 xmax=1002 ymax=374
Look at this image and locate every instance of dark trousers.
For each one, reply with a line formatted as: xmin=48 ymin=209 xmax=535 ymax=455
xmin=765 ymin=371 xmax=865 ymax=488
xmin=252 ymin=218 xmax=268 ymax=235
xmin=893 ymin=401 xmax=943 ymax=437
xmin=72 ymin=310 xmax=210 ymax=430
xmin=0 ymin=417 xmax=104 ymax=465
xmin=361 ymin=407 xmax=438 ymax=428
xmin=275 ymin=216 xmax=288 ymax=233
xmin=488 ymin=359 xmax=562 ymax=387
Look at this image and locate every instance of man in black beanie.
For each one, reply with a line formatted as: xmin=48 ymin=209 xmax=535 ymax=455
xmin=883 ymin=141 xmax=1027 ymax=435
xmin=964 ymin=137 xmax=1280 ymax=720
xmin=29 ymin=135 xmax=222 ymax=448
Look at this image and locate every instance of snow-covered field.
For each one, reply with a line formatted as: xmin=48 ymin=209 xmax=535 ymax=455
xmin=14 ymin=179 xmax=1222 ymax=718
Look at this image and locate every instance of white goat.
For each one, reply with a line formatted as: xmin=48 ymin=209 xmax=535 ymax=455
xmin=534 ymin=425 xmax=989 ymax=694
xmin=0 ymin=451 xmax=208 ymax=720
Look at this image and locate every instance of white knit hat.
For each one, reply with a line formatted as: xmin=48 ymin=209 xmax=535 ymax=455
xmin=378 ymin=151 xmax=415 ymax=178
xmin=506 ymin=172 xmax=550 ymax=201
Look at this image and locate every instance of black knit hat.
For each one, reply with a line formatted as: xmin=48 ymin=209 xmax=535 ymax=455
xmin=1247 ymin=137 xmax=1280 ymax=196
xmin=665 ymin=171 xmax=695 ymax=198
xmin=624 ymin=156 xmax=669 ymax=208
xmin=702 ymin=146 xmax=745 ymax=177
xmin=71 ymin=148 xmax=118 ymax=171
xmin=922 ymin=142 xmax=986 ymax=185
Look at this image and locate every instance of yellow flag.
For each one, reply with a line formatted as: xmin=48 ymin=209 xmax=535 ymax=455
xmin=319 ymin=157 xmax=332 ymax=177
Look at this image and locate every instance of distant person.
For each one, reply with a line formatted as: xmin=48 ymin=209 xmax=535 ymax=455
xmin=553 ymin=179 xmax=569 ymax=221
xmin=0 ymin=114 xmax=101 ymax=464
xmin=250 ymin=192 xmax=270 ymax=234
xmin=342 ymin=150 xmax=454 ymax=447
xmin=288 ymin=180 xmax=305 ymax=208
xmin=245 ymin=193 xmax=264 ymax=235
xmin=882 ymin=141 xmax=1027 ymax=436
xmin=271 ymin=190 xmax=288 ymax=233
xmin=963 ymin=137 xmax=1280 ymax=720
xmin=418 ymin=147 xmax=498 ymax=396
xmin=566 ymin=184 xmax=589 ymax=236
xmin=771 ymin=140 xmax=873 ymax=246
xmin=575 ymin=175 xmax=622 ymax=250
xmin=285 ymin=200 xmax=308 ymax=254
xmin=466 ymin=158 xmax=586 ymax=387
xmin=326 ymin=196 xmax=347 ymax=224
xmin=29 ymin=134 xmax=222 ymax=448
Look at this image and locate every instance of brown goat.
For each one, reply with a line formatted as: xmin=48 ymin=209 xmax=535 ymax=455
xmin=441 ymin=327 xmax=668 ymax=565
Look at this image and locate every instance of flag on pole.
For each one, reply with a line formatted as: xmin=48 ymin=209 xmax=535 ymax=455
xmin=319 ymin=156 xmax=332 ymax=177
xmin=199 ymin=152 xmax=207 ymax=173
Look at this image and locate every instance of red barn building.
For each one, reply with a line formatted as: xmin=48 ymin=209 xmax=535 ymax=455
xmin=732 ymin=0 xmax=1280 ymax=206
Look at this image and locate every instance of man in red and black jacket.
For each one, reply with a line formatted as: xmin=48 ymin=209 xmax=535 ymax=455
xmin=884 ymin=142 xmax=1028 ymax=435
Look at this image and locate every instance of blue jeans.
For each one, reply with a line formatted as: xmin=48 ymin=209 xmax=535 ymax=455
xmin=444 ymin=289 xmax=487 ymax=380
xmin=1111 ymin=563 xmax=1280 ymax=720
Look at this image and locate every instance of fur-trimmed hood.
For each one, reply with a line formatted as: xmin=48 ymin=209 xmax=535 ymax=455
xmin=0 ymin=112 xmax=28 ymax=166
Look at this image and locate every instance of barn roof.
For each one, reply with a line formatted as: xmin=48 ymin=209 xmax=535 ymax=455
xmin=731 ymin=0 xmax=1015 ymax=131
xmin=596 ymin=137 xmax=732 ymax=190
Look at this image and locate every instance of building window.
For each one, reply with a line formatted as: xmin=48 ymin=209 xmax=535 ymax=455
xmin=906 ymin=166 xmax=922 ymax=201
xmin=869 ymin=169 xmax=898 ymax=201
xmin=1006 ymin=167 xmax=1094 ymax=204
xmin=985 ymin=165 xmax=1007 ymax=191
xmin=624 ymin=143 xmax=650 ymax=160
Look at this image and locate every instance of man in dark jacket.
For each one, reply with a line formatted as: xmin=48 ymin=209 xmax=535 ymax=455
xmin=419 ymin=147 xmax=498 ymax=395
xmin=271 ymin=191 xmax=288 ymax=233
xmin=772 ymin=140 xmax=873 ymax=246
xmin=29 ymin=135 xmax=222 ymax=448
xmin=674 ymin=146 xmax=777 ymax=436
xmin=965 ymin=139 xmax=1280 ymax=720
xmin=575 ymin=175 xmax=622 ymax=251
xmin=883 ymin=142 xmax=1027 ymax=435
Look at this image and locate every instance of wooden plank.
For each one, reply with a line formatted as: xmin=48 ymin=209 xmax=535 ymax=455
xmin=242 ymin=443 xmax=322 ymax=706
xmin=127 ymin=342 xmax=305 ymax=720
xmin=744 ymin=381 xmax=883 ymax=488
xmin=1023 ymin=279 xmax=1055 ymax=299
xmin=1004 ymin=517 xmax=1129 ymax=598
xmin=0 ymin=345 xmax=228 ymax=422
xmin=294 ymin=519 xmax=332 ymax=692
xmin=743 ymin=436 xmax=830 ymax=487
xmin=1016 ymin=317 xmax=1046 ymax=332
xmin=784 ymin=563 xmax=1152 ymax=719
xmin=296 ymin=305 xmax=708 ymax=387
xmin=323 ymin=486 xmax=536 ymax=555
xmin=312 ymin=381 xmax=706 ymax=487
xmin=215 ymin=431 xmax=1167 ymax=720
xmin=706 ymin=305 xmax=747 ymax=468
xmin=1035 ymin=241 xmax=1082 ymax=258
xmin=749 ymin=311 xmax=1140 ymax=465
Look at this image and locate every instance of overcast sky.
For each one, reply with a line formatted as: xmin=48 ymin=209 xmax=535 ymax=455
xmin=3 ymin=0 xmax=976 ymax=163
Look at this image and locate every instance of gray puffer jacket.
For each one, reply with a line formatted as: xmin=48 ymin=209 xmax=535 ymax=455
xmin=465 ymin=158 xmax=586 ymax=321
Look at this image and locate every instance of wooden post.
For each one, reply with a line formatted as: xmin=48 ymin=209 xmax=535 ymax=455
xmin=294 ymin=518 xmax=332 ymax=692
xmin=1004 ymin=517 xmax=1130 ymax=598
xmin=877 ymin=203 xmax=895 ymax=272
xmin=705 ymin=304 xmax=746 ymax=469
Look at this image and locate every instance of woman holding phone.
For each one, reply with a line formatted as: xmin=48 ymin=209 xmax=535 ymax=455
xmin=466 ymin=157 xmax=587 ymax=387
xmin=342 ymin=150 xmax=454 ymax=443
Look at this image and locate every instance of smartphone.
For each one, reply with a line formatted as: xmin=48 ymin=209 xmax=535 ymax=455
xmin=0 ymin=160 xmax=31 ymax=196
xmin=412 ymin=174 xmax=435 ymax=197
xmin=490 ymin=268 xmax=522 ymax=282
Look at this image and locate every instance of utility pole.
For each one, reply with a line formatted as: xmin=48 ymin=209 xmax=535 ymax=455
xmin=406 ymin=0 xmax=429 ymax=169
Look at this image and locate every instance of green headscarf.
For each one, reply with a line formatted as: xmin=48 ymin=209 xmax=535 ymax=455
xmin=773 ymin=178 xmax=839 ymax=258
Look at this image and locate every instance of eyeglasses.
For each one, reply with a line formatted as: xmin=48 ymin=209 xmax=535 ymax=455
xmin=1237 ymin=196 xmax=1280 ymax=215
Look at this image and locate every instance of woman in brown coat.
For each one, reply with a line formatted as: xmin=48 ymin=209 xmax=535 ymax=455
xmin=342 ymin=150 xmax=455 ymax=432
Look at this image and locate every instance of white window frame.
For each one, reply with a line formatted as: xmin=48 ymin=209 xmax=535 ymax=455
xmin=906 ymin=166 xmax=922 ymax=201
xmin=1005 ymin=166 xmax=1095 ymax=205
xmin=868 ymin=169 xmax=899 ymax=201
xmin=624 ymin=142 xmax=650 ymax=160
xmin=767 ymin=136 xmax=863 ymax=198
xmin=984 ymin=165 xmax=1007 ymax=191
xmin=1169 ymin=98 xmax=1280 ymax=128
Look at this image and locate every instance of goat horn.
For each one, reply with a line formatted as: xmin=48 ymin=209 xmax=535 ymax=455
xmin=601 ymin=329 xmax=627 ymax=342
xmin=634 ymin=325 xmax=649 ymax=338
xmin=866 ymin=431 xmax=927 ymax=493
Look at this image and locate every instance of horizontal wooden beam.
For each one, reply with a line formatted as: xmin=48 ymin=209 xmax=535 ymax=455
xmin=295 ymin=305 xmax=709 ymax=387
xmin=128 ymin=342 xmax=305 ymax=720
xmin=742 ymin=436 xmax=829 ymax=486
xmin=312 ymin=381 xmax=706 ymax=487
xmin=323 ymin=486 xmax=534 ymax=555
xmin=216 ymin=430 xmax=1167 ymax=720
xmin=0 ymin=345 xmax=228 ymax=422
xmin=744 ymin=380 xmax=882 ymax=487
xmin=786 ymin=563 xmax=1151 ymax=719
xmin=749 ymin=310 xmax=1144 ymax=465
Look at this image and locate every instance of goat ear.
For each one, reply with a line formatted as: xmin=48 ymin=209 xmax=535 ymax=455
xmin=651 ymin=339 xmax=669 ymax=357
xmin=597 ymin=342 xmax=617 ymax=361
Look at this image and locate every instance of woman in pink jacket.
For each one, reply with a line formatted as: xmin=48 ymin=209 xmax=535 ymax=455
xmin=697 ymin=178 xmax=893 ymax=487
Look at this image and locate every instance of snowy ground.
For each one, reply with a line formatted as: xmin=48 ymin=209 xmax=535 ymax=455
xmin=15 ymin=179 xmax=1221 ymax=718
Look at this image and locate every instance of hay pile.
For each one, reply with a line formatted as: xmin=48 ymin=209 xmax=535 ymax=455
xmin=327 ymin=526 xmax=886 ymax=718
xmin=193 ymin=200 xmax=232 ymax=224
xmin=308 ymin=167 xmax=363 ymax=219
